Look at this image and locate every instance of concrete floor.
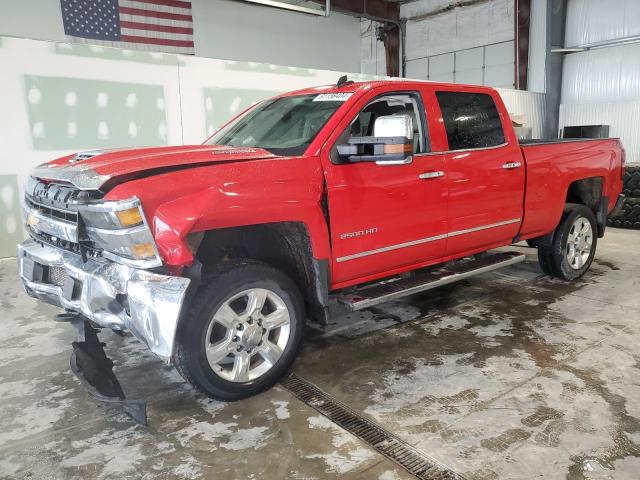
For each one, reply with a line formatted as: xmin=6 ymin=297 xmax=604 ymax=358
xmin=1 ymin=228 xmax=640 ymax=480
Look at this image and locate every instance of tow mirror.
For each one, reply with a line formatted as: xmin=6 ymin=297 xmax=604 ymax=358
xmin=337 ymin=115 xmax=414 ymax=165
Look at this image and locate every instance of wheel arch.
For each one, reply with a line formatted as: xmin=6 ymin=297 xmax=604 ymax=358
xmin=564 ymin=176 xmax=608 ymax=237
xmin=191 ymin=222 xmax=330 ymax=325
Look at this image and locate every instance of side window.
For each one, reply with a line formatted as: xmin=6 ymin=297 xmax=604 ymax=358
xmin=331 ymin=93 xmax=426 ymax=163
xmin=435 ymin=92 xmax=505 ymax=151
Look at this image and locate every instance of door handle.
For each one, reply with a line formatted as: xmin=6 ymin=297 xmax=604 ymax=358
xmin=419 ymin=171 xmax=445 ymax=180
xmin=502 ymin=162 xmax=522 ymax=170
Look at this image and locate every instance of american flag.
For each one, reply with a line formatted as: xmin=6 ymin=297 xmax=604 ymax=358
xmin=60 ymin=0 xmax=194 ymax=55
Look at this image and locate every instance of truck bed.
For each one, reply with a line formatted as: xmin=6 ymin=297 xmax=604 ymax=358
xmin=519 ymin=138 xmax=620 ymax=146
xmin=517 ymin=137 xmax=624 ymax=241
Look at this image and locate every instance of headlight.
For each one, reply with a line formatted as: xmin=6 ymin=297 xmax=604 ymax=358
xmin=80 ymin=198 xmax=143 ymax=230
xmin=79 ymin=198 xmax=161 ymax=267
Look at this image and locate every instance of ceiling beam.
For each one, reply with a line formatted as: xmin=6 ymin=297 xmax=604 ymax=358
xmin=310 ymin=0 xmax=399 ymax=22
xmin=309 ymin=0 xmax=400 ymax=77
xmin=515 ymin=0 xmax=530 ymax=90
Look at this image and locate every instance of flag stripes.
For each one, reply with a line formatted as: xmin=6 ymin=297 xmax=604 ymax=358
xmin=61 ymin=0 xmax=195 ymax=55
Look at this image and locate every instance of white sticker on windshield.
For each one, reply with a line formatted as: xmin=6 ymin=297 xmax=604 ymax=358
xmin=313 ymin=93 xmax=353 ymax=102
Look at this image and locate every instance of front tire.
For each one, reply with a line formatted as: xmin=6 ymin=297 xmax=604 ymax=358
xmin=538 ymin=205 xmax=597 ymax=281
xmin=173 ymin=260 xmax=304 ymax=401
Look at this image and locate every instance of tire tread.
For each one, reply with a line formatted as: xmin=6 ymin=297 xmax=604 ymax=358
xmin=173 ymin=259 xmax=304 ymax=401
xmin=608 ymin=197 xmax=640 ymax=230
xmin=622 ymin=166 xmax=640 ymax=198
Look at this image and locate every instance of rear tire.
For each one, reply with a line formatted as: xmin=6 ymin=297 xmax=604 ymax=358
xmin=173 ymin=260 xmax=304 ymax=401
xmin=540 ymin=205 xmax=597 ymax=281
xmin=622 ymin=166 xmax=640 ymax=198
xmin=608 ymin=197 xmax=640 ymax=230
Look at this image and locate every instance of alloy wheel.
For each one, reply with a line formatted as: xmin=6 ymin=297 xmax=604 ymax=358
xmin=566 ymin=216 xmax=593 ymax=270
xmin=204 ymin=288 xmax=291 ymax=382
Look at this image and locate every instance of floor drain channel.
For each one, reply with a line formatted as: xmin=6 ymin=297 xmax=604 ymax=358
xmin=281 ymin=373 xmax=465 ymax=480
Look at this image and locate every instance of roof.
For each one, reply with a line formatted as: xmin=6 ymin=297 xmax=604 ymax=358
xmin=279 ymin=79 xmax=497 ymax=98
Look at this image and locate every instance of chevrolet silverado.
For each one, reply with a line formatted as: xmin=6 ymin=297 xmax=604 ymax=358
xmin=18 ymin=79 xmax=626 ymax=419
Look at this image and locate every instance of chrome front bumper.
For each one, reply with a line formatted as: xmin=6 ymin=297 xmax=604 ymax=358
xmin=17 ymin=240 xmax=190 ymax=361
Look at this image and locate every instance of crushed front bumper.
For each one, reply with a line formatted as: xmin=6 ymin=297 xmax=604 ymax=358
xmin=17 ymin=239 xmax=191 ymax=361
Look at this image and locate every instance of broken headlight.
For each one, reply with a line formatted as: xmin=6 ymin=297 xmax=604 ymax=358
xmin=79 ymin=198 xmax=161 ymax=268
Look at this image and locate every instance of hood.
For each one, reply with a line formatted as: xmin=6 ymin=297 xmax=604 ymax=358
xmin=30 ymin=145 xmax=278 ymax=191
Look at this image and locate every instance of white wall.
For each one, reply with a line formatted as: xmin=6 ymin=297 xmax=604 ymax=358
xmin=360 ymin=20 xmax=387 ymax=76
xmin=560 ymin=0 xmax=640 ymax=163
xmin=497 ymin=88 xmax=547 ymax=140
xmin=562 ymin=43 xmax=640 ymax=104
xmin=0 ymin=0 xmax=67 ymax=42
xmin=0 ymin=0 xmax=361 ymax=72
xmin=401 ymin=0 xmax=515 ymax=88
xmin=192 ymin=0 xmax=360 ymax=72
xmin=565 ymin=0 xmax=640 ymax=47
xmin=0 ymin=35 xmax=379 ymax=258
xmin=527 ymin=0 xmax=547 ymax=93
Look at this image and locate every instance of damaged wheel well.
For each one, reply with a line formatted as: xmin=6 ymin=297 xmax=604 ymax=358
xmin=190 ymin=222 xmax=330 ymax=324
xmin=565 ymin=176 xmax=608 ymax=237
xmin=565 ymin=177 xmax=603 ymax=211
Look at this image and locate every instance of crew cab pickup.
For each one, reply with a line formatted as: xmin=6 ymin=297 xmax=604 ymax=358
xmin=18 ymin=79 xmax=626 ymax=412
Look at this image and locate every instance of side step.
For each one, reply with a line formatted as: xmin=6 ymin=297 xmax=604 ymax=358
xmin=337 ymin=251 xmax=526 ymax=311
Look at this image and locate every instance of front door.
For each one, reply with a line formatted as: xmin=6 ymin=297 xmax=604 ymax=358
xmin=322 ymin=90 xmax=448 ymax=286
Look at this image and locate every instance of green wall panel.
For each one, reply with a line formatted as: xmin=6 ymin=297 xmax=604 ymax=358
xmin=24 ymin=75 xmax=168 ymax=150
xmin=204 ymin=87 xmax=279 ymax=135
xmin=54 ymin=43 xmax=178 ymax=65
xmin=0 ymin=175 xmax=24 ymax=259
xmin=224 ymin=61 xmax=314 ymax=77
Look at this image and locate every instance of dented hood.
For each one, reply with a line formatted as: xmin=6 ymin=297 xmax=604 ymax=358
xmin=30 ymin=145 xmax=278 ymax=191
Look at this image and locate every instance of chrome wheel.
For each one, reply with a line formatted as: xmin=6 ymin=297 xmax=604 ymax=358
xmin=204 ymin=288 xmax=291 ymax=383
xmin=566 ymin=216 xmax=593 ymax=270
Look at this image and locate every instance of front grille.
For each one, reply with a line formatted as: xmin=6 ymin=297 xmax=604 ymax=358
xmin=25 ymin=197 xmax=78 ymax=223
xmin=26 ymin=180 xmax=102 ymax=257
xmin=30 ymin=180 xmax=101 ymax=208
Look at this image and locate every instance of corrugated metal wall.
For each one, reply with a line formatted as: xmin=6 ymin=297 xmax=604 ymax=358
xmin=560 ymin=101 xmax=640 ymax=165
xmin=565 ymin=0 xmax=640 ymax=47
xmin=560 ymin=0 xmax=640 ymax=163
xmin=400 ymin=0 xmax=546 ymax=140
xmin=402 ymin=0 xmax=515 ymax=88
xmin=497 ymin=88 xmax=547 ymax=139
xmin=562 ymin=44 xmax=640 ymax=104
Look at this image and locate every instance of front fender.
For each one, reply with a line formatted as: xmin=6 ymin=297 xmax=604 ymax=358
xmin=152 ymin=187 xmax=332 ymax=266
xmin=106 ymin=157 xmax=331 ymax=267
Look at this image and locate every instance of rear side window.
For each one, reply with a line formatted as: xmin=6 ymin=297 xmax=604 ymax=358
xmin=435 ymin=92 xmax=505 ymax=151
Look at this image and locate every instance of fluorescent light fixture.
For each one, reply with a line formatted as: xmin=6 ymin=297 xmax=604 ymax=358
xmin=551 ymin=47 xmax=586 ymax=53
xmin=239 ymin=0 xmax=330 ymax=16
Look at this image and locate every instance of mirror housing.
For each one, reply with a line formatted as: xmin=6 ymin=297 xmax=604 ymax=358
xmin=337 ymin=114 xmax=414 ymax=165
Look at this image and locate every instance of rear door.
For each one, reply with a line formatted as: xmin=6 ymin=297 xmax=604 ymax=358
xmin=433 ymin=89 xmax=525 ymax=256
xmin=321 ymin=88 xmax=447 ymax=286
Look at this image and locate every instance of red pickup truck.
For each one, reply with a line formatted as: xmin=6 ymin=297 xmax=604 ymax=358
xmin=19 ymin=79 xmax=625 ymax=413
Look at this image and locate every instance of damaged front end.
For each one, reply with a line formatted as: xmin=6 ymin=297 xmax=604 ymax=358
xmin=69 ymin=315 xmax=147 ymax=425
xmin=18 ymin=240 xmax=191 ymax=423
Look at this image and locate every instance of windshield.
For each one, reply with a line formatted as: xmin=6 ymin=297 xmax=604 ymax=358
xmin=207 ymin=94 xmax=346 ymax=156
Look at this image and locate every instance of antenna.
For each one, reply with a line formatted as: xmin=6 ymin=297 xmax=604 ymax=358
xmin=336 ymin=75 xmax=354 ymax=88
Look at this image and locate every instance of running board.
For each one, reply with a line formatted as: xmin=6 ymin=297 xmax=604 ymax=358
xmin=337 ymin=251 xmax=526 ymax=311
